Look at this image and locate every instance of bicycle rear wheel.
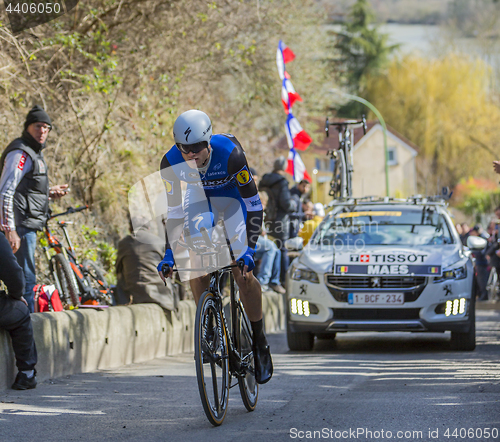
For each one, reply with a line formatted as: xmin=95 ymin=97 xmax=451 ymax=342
xmin=82 ymin=260 xmax=114 ymax=305
xmin=194 ymin=290 xmax=230 ymax=426
xmin=233 ymin=289 xmax=258 ymax=411
xmin=52 ymin=254 xmax=80 ymax=307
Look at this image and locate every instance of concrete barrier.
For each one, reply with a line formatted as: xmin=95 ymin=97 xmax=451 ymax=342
xmin=1 ymin=291 xmax=285 ymax=390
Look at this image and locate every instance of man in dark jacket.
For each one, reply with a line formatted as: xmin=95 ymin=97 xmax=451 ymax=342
xmin=289 ymin=179 xmax=311 ymax=239
xmin=259 ymin=156 xmax=297 ymax=284
xmin=0 ymin=105 xmax=68 ymax=312
xmin=0 ymin=232 xmax=38 ymax=390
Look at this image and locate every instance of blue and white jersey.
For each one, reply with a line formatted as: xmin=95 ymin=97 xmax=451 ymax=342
xmin=160 ymin=133 xmax=263 ymax=251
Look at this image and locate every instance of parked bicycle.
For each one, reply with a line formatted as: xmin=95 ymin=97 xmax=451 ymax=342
xmin=161 ymin=227 xmax=257 ymax=426
xmin=41 ymin=206 xmax=115 ymax=308
xmin=325 ymin=115 xmax=367 ymax=199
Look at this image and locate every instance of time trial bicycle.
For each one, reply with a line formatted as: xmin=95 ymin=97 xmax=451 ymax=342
xmin=161 ymin=226 xmax=257 ymax=426
xmin=325 ymin=115 xmax=367 ymax=199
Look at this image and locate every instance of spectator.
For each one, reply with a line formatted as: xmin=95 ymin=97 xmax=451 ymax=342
xmin=0 ymin=105 xmax=68 ymax=312
xmin=0 ymin=232 xmax=37 ymax=390
xmin=289 ymin=179 xmax=311 ymax=239
xmin=460 ymin=222 xmax=470 ymax=246
xmin=249 ymin=168 xmax=285 ymax=294
xmin=259 ymin=157 xmax=297 ymax=284
xmin=299 ymin=202 xmax=325 ymax=246
xmin=469 ymin=225 xmax=489 ymax=301
xmin=486 ymin=220 xmax=496 ymax=238
xmin=486 ymin=206 xmax=500 ymax=282
xmin=116 ymin=218 xmax=181 ymax=315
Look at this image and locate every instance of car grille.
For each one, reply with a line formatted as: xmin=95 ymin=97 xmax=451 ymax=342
xmin=325 ymin=274 xmax=426 ymax=289
xmin=325 ymin=274 xmax=427 ymax=303
xmin=332 ymin=308 xmax=421 ymax=320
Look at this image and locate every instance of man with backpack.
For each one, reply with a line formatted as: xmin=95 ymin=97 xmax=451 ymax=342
xmin=259 ymin=156 xmax=297 ymax=285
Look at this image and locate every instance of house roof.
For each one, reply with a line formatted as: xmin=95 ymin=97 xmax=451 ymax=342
xmin=275 ymin=118 xmax=420 ymax=154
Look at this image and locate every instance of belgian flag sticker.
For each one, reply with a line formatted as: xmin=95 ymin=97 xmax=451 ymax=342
xmin=236 ymin=166 xmax=252 ymax=186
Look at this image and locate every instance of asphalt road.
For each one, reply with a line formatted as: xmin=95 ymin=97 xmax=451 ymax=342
xmin=1 ymin=309 xmax=499 ymax=442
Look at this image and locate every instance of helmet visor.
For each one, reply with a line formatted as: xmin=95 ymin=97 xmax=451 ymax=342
xmin=176 ymin=141 xmax=208 ymax=155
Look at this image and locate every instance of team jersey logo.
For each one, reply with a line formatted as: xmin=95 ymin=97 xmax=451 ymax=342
xmin=236 ymin=166 xmax=252 ymax=186
xmin=17 ymin=154 xmax=27 ymax=170
xmin=163 ymin=179 xmax=174 ymax=195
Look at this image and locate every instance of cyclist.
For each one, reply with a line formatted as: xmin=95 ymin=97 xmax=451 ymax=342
xmin=157 ymin=110 xmax=273 ymax=384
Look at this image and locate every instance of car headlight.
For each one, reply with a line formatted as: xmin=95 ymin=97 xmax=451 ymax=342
xmin=290 ymin=265 xmax=319 ymax=284
xmin=434 ymin=264 xmax=467 ymax=282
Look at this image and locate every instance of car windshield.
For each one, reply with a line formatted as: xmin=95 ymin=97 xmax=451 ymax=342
xmin=311 ymin=208 xmax=454 ymax=247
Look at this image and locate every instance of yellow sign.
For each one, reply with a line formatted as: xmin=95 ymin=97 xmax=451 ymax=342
xmin=237 ymin=168 xmax=251 ymax=185
xmin=163 ymin=179 xmax=173 ymax=194
xmin=337 ymin=211 xmax=402 ymax=218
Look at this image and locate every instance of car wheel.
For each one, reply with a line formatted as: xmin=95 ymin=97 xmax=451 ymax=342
xmin=316 ymin=333 xmax=337 ymax=340
xmin=450 ymin=296 xmax=476 ymax=351
xmin=287 ymin=325 xmax=314 ymax=351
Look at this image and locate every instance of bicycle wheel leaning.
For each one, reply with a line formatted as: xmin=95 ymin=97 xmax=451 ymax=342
xmin=194 ymin=290 xmax=230 ymax=426
xmin=52 ymin=254 xmax=80 ymax=307
xmin=330 ymin=149 xmax=347 ymax=199
xmin=233 ymin=290 xmax=258 ymax=411
xmin=82 ymin=259 xmax=114 ymax=305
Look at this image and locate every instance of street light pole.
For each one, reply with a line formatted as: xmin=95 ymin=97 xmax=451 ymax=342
xmin=330 ymin=90 xmax=390 ymax=197
xmin=312 ymin=168 xmax=318 ymax=203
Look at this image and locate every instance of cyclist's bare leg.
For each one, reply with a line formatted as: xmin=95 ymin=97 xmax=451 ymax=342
xmin=190 ymin=274 xmax=210 ymax=305
xmin=232 ymin=264 xmax=272 ymax=384
xmin=187 ymin=250 xmax=210 ymax=304
xmin=231 ymin=266 xmax=262 ymax=322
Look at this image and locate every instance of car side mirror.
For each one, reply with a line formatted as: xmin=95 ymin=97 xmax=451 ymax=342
xmin=466 ymin=236 xmax=487 ymax=250
xmin=285 ymin=237 xmax=304 ymax=251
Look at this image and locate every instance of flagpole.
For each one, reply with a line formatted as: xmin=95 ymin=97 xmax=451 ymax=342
xmin=330 ymin=89 xmax=390 ymax=197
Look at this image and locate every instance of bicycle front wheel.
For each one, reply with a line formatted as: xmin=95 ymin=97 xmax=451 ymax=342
xmin=52 ymin=254 xmax=80 ymax=307
xmin=233 ymin=297 xmax=258 ymax=411
xmin=194 ymin=291 xmax=230 ymax=426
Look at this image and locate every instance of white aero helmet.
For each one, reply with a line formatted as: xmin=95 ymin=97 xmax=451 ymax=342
xmin=173 ymin=110 xmax=212 ymax=152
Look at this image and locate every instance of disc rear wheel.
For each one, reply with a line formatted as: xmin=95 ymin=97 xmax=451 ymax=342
xmin=194 ymin=291 xmax=230 ymax=426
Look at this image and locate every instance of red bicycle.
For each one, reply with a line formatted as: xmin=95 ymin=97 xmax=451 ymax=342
xmin=41 ymin=206 xmax=115 ymax=308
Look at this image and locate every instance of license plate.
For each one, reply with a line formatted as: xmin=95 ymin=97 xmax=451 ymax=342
xmin=348 ymin=293 xmax=404 ymax=305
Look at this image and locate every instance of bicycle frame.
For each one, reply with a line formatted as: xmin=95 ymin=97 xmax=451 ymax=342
xmin=174 ymin=230 xmax=254 ymax=378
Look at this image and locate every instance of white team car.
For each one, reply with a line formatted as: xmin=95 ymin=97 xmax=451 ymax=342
xmin=285 ymin=197 xmax=484 ymax=352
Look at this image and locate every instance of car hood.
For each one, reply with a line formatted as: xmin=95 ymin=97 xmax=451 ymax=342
xmin=297 ymin=244 xmax=466 ymax=274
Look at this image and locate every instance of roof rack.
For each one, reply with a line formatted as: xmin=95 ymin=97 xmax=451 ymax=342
xmin=327 ymin=195 xmax=449 ymax=208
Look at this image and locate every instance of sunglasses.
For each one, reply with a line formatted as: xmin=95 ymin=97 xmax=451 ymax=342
xmin=176 ymin=141 xmax=208 ymax=155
